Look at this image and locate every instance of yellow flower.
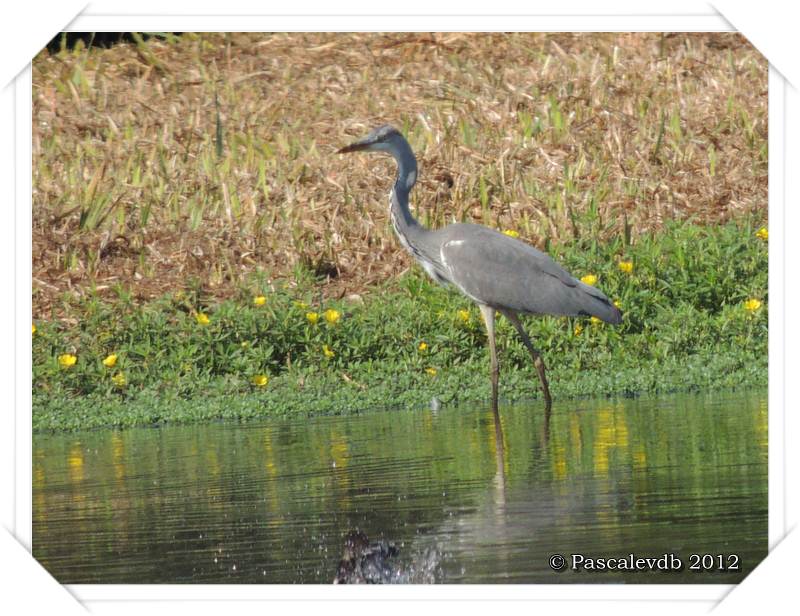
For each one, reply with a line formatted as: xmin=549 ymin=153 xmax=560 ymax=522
xmin=323 ymin=344 xmax=335 ymax=359
xmin=306 ymin=311 xmax=320 ymax=325
xmin=613 ymin=300 xmax=621 ymax=308
xmin=755 ymin=227 xmax=768 ymax=241
xmin=241 ymin=341 xmax=249 ymax=348
xmin=102 ymin=354 xmax=118 ymax=368
xmin=32 ymin=324 xmax=37 ymax=335
xmin=418 ymin=341 xmax=428 ymax=352
xmin=618 ymin=261 xmax=633 ymax=274
xmin=457 ymin=309 xmax=470 ymax=324
xmin=425 ymin=367 xmax=438 ymax=376
xmin=251 ymin=374 xmax=269 ymax=387
xmin=58 ymin=354 xmax=77 ymax=369
xmin=590 ymin=316 xmax=602 ymax=325
xmin=581 ymin=274 xmax=598 ymax=286
xmin=195 ymin=312 xmax=210 ymax=326
xmin=324 ymin=309 xmax=341 ymax=325
xmin=253 ymin=295 xmax=266 ymax=306
xmin=574 ymin=324 xmax=584 ymax=336
xmin=111 ymin=373 xmax=127 ymax=388
xmin=502 ymin=229 xmax=520 ymax=238
xmin=294 ymin=300 xmax=308 ymax=310
xmin=744 ymin=298 xmax=763 ymax=314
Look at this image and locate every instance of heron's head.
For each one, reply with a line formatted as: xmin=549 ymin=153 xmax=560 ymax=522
xmin=337 ymin=124 xmax=403 ymax=154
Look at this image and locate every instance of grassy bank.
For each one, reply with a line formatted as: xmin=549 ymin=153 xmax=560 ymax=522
xmin=33 ymin=33 xmax=766 ymax=318
xmin=33 ymin=218 xmax=767 ymax=432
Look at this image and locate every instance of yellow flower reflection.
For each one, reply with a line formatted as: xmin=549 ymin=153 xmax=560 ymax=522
xmin=593 ymin=407 xmax=629 ymax=477
xmin=67 ymin=445 xmax=84 ymax=483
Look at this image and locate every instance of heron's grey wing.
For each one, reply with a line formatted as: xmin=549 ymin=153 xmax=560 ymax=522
xmin=438 ymin=224 xmax=621 ymax=323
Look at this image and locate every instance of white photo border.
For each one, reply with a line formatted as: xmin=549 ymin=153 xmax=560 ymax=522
xmin=7 ymin=4 xmax=792 ymax=613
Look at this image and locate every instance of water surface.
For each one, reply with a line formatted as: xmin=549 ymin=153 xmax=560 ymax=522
xmin=33 ymin=392 xmax=767 ymax=583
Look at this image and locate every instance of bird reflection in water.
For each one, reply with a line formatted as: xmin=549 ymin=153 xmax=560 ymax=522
xmin=332 ymin=403 xmax=550 ymax=583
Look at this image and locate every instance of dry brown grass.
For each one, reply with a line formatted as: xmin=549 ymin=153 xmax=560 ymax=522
xmin=32 ymin=32 xmax=767 ymax=319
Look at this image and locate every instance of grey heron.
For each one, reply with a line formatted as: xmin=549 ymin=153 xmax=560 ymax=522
xmin=338 ymin=125 xmax=622 ymax=412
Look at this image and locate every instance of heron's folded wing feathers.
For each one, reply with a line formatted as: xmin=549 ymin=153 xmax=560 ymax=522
xmin=438 ymin=225 xmax=617 ymax=320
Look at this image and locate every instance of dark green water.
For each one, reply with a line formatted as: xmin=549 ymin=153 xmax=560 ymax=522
xmin=32 ymin=392 xmax=767 ymax=583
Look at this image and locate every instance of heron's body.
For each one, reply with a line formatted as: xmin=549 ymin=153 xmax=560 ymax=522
xmin=396 ymin=221 xmax=620 ymax=321
xmin=338 ymin=124 xmax=621 ymax=411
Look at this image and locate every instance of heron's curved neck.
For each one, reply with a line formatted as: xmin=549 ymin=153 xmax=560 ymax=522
xmin=384 ymin=134 xmax=447 ymax=284
xmin=387 ymin=136 xmax=421 ymax=232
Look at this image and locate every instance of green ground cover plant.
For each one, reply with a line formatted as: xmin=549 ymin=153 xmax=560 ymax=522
xmin=33 ymin=217 xmax=767 ymax=431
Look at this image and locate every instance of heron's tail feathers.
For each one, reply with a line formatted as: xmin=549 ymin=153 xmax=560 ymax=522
xmin=576 ymin=283 xmax=623 ymax=325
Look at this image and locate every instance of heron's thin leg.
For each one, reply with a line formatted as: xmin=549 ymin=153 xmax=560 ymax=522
xmin=501 ymin=310 xmax=552 ymax=412
xmin=479 ymin=305 xmax=499 ymax=413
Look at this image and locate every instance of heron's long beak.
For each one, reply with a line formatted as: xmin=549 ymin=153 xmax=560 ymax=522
xmin=337 ymin=138 xmax=372 ymax=154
